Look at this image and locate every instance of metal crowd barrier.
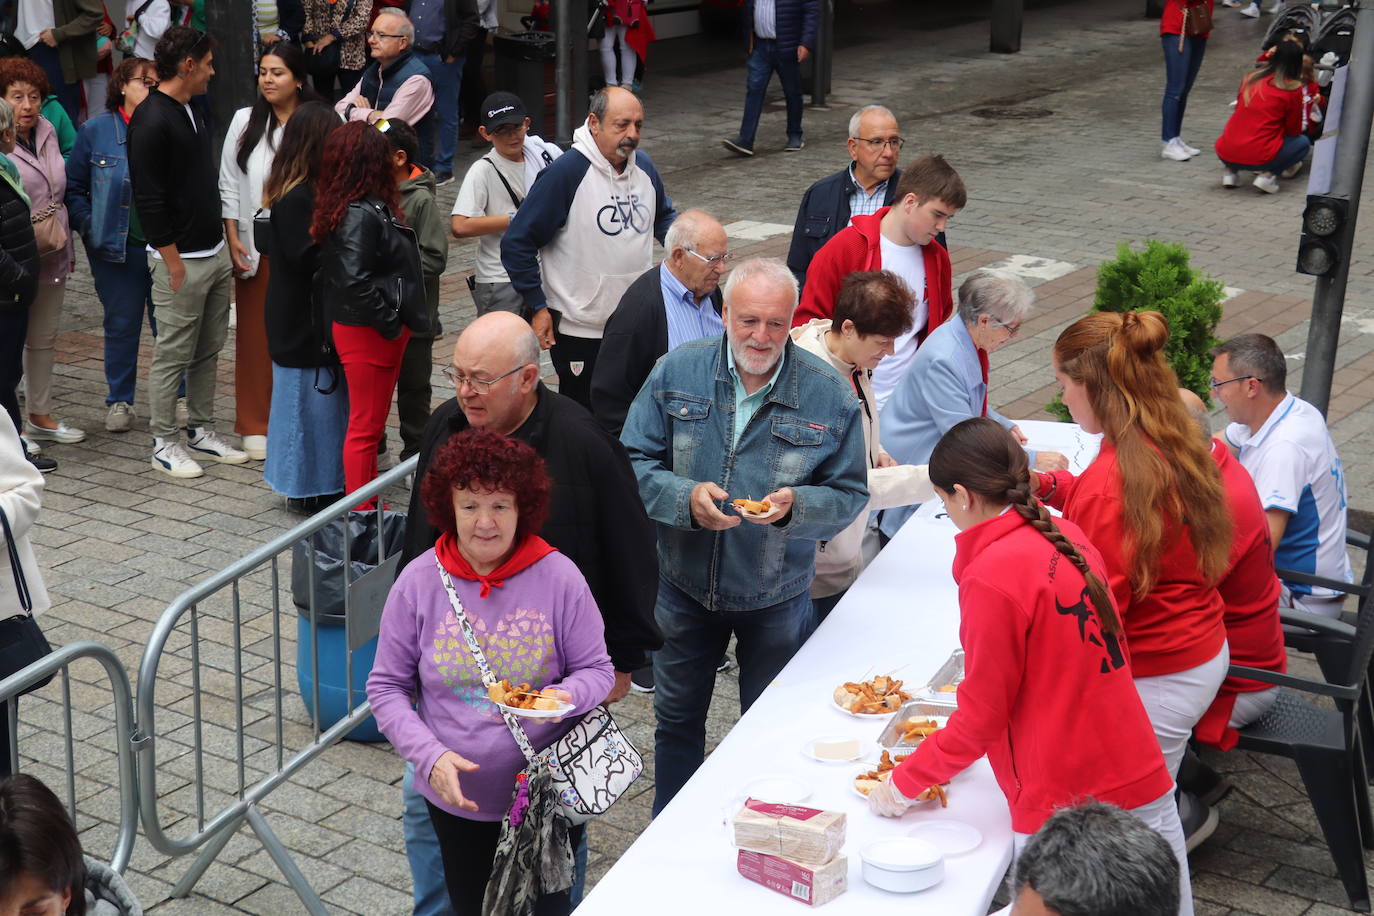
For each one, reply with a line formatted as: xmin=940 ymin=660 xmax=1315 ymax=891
xmin=133 ymin=458 xmax=418 ymax=915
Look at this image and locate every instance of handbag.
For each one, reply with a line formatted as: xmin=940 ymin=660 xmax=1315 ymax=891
xmin=307 ymin=0 xmax=358 ymax=80
xmin=436 ymin=559 xmax=643 ymax=825
xmin=0 ymin=508 xmax=52 ymax=696
xmin=116 ymin=0 xmax=157 ymax=55
xmin=29 ymin=201 xmax=68 ymax=258
xmin=1181 ymin=0 xmax=1212 ymax=39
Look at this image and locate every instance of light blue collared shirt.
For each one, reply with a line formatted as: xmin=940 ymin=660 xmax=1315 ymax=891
xmin=753 ymin=0 xmax=776 ymax=38
xmin=726 ymin=342 xmax=785 ymax=446
xmin=847 ymin=163 xmax=888 ymax=221
xmin=661 ymin=264 xmax=724 ymax=351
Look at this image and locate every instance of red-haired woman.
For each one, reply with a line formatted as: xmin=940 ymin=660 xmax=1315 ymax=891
xmin=368 ymin=429 xmax=613 ymax=914
xmin=311 ymin=120 xmax=428 ymax=503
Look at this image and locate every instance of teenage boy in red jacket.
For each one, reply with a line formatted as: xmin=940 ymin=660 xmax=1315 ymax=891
xmin=793 ymin=154 xmax=965 ymax=409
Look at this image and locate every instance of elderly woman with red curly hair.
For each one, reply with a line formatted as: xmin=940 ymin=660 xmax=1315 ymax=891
xmin=311 ymin=119 xmax=428 ymax=502
xmin=367 ymin=428 xmax=614 ymax=914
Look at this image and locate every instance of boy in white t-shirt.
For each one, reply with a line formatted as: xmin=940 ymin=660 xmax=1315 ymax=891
xmin=451 ymin=91 xmax=561 ymax=319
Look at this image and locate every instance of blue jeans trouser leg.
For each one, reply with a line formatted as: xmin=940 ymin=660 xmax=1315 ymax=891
xmin=415 ymin=51 xmax=463 ymax=174
xmin=736 ymin=41 xmax=777 ymax=148
xmin=1161 ymin=34 xmax=1207 ymax=141
xmin=651 ymin=579 xmax=816 ymax=815
xmin=402 ymin=762 xmax=457 ymax=916
xmin=1222 ymin=134 xmax=1313 ymax=174
xmin=30 ymin=44 xmax=80 ymax=124
xmin=89 ymin=247 xmax=155 ymax=405
xmin=775 ymin=50 xmax=804 ymax=143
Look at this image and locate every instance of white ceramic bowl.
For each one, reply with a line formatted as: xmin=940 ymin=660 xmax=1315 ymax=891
xmin=860 ymin=836 xmax=945 ymax=893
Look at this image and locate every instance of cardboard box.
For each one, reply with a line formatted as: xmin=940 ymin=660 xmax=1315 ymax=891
xmin=737 ymin=849 xmax=848 ymax=906
xmin=732 ymin=798 xmax=846 ymax=866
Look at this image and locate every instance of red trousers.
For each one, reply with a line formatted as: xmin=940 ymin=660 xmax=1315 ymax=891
xmin=332 ymin=322 xmax=410 ymax=503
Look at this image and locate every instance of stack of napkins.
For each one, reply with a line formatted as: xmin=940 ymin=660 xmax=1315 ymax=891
xmin=732 ymin=799 xmax=848 ymax=906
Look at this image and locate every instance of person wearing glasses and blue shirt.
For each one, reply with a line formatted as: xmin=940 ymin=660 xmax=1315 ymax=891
xmin=785 ymin=105 xmax=905 ymax=288
xmin=1211 ymin=333 xmax=1353 ymax=617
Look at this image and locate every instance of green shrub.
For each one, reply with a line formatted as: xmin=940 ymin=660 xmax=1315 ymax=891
xmin=1047 ymin=239 xmax=1224 ymax=420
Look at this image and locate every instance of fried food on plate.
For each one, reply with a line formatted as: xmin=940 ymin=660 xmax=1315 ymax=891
xmin=487 ymin=679 xmax=565 ymax=710
xmin=732 ymin=498 xmax=772 ymax=515
xmin=853 ymin=751 xmax=949 ymax=807
xmin=833 ymin=675 xmax=912 ymax=714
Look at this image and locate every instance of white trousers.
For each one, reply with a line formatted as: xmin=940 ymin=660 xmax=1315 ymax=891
xmin=1134 ymin=644 xmax=1231 ymax=780
xmin=600 ymin=24 xmax=638 ymax=86
xmin=1229 ymin=685 xmax=1279 ymax=728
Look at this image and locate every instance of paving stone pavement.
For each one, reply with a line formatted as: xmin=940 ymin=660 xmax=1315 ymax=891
xmin=17 ymin=0 xmax=1374 ymax=913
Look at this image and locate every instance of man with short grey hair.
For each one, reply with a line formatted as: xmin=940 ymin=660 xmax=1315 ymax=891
xmin=786 ymin=105 xmax=904 ymax=286
xmin=621 ymin=256 xmax=868 ymax=814
xmin=335 ymin=8 xmax=436 ymax=148
xmin=1211 ymin=333 xmax=1353 ymax=616
xmin=591 ymin=208 xmax=729 ymax=436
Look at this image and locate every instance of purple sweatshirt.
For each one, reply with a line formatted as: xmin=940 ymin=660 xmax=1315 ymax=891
xmin=367 ymin=548 xmax=615 ymax=820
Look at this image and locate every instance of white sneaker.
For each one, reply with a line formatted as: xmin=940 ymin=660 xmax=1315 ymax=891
xmin=152 ymin=441 xmax=204 ymax=479
xmin=241 ymin=434 xmax=268 ymax=460
xmin=1240 ymin=2 xmax=1260 ymax=17
xmin=186 ymin=427 xmax=249 ymax=464
xmin=24 ymin=419 xmax=85 ymax=443
xmin=106 ymin=401 xmax=134 ymax=433
xmin=1161 ymin=138 xmax=1193 ymax=161
xmin=1281 ymin=160 xmax=1305 ymax=179
xmin=1267 ymin=0 xmax=1283 ymax=12
xmin=1221 ymin=0 xmax=1242 ymax=6
xmin=1222 ymin=169 xmax=1239 ymax=188
xmin=1253 ymin=172 xmax=1280 ymax=193
xmin=1179 ymin=139 xmax=1202 ymax=157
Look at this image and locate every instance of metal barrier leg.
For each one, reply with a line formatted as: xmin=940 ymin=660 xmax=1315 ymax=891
xmin=245 ymin=805 xmax=330 ymax=916
xmin=169 ymin=813 xmax=246 ymax=898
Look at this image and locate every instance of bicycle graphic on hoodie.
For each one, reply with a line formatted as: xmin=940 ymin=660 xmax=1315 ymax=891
xmin=597 ymin=193 xmax=652 ymax=236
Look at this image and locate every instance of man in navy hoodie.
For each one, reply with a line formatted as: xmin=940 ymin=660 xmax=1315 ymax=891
xmin=722 ymin=0 xmax=819 ymax=156
xmin=500 ymin=86 xmax=675 ymax=408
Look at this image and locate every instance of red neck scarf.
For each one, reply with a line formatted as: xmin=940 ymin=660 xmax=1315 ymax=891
xmin=435 ymin=532 xmax=557 ymax=598
xmin=977 ymin=347 xmax=990 ymax=417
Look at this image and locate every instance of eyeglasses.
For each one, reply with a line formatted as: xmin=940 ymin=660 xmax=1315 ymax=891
xmin=852 ymin=136 xmax=904 ymax=151
xmin=488 ymin=123 xmax=526 ymax=138
xmin=367 ymin=30 xmax=406 ymax=40
xmin=1209 ymin=374 xmax=1261 ymax=390
xmin=685 ymin=249 xmax=732 ymax=267
xmin=989 ymin=316 xmax=1021 ymax=338
xmin=443 ymin=364 xmax=524 ymax=393
xmin=134 ymin=77 xmax=159 ymax=88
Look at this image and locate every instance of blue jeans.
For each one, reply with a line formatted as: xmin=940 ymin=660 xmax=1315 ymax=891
xmin=403 ymin=762 xmax=457 ymax=916
xmin=735 ymin=38 xmax=804 ymax=149
xmin=88 ymin=245 xmax=156 ymax=405
xmin=651 ymin=578 xmax=816 ymax=815
xmin=1161 ymin=34 xmax=1207 ymax=141
xmin=30 ymin=44 xmax=80 ymax=125
xmin=1220 ymin=134 xmax=1313 ymax=174
xmin=415 ymin=51 xmax=463 ymax=174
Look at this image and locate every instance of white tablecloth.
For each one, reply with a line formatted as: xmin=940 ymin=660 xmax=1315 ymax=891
xmin=578 ymin=421 xmax=1096 ymax=913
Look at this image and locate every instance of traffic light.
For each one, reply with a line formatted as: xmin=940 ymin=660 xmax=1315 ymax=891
xmin=1297 ymin=194 xmax=1351 ymax=276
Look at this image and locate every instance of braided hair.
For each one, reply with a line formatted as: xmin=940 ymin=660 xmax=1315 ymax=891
xmin=929 ymin=418 xmax=1121 ymax=636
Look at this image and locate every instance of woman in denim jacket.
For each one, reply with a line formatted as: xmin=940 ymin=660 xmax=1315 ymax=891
xmin=65 ymin=57 xmax=158 ymax=435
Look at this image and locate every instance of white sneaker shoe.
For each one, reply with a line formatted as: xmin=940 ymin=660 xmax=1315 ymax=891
xmin=152 ymin=441 xmax=204 ymax=479
xmin=1179 ymin=139 xmax=1202 ymax=157
xmin=24 ymin=419 xmax=85 ymax=443
xmin=241 ymin=434 xmax=268 ymax=460
xmin=1267 ymin=0 xmax=1283 ymax=12
xmin=1161 ymin=138 xmax=1193 ymax=161
xmin=186 ymin=427 xmax=249 ymax=464
xmin=1240 ymin=2 xmax=1260 ymax=17
xmin=1253 ymin=172 xmax=1280 ymax=193
xmin=1222 ymin=169 xmax=1239 ymax=188
xmin=1281 ymin=160 xmax=1305 ymax=179
xmin=105 ymin=401 xmax=134 ymax=433
xmin=1221 ymin=0 xmax=1242 ymax=6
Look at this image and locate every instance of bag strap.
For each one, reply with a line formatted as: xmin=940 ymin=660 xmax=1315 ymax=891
xmin=485 ymin=157 xmax=523 ymax=210
xmin=435 ymin=557 xmax=541 ymax=764
xmin=0 ymin=509 xmax=31 ymax=615
xmin=130 ymin=0 xmax=157 ymax=24
xmin=29 ymin=201 xmax=59 ymax=224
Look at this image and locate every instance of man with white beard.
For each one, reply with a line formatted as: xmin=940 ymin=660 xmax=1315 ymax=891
xmin=620 ymin=256 xmax=869 ymax=814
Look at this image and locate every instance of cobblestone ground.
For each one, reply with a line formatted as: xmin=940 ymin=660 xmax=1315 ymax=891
xmin=19 ymin=0 xmax=1374 ymax=913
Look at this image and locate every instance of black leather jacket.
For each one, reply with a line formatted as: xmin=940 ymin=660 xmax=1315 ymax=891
xmin=319 ymin=194 xmax=429 ymax=339
xmin=0 ymin=175 xmax=37 ymax=311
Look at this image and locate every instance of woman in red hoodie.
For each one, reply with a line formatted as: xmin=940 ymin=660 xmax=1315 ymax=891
xmin=867 ymin=418 xmax=1190 ymax=913
xmin=1214 ymin=39 xmax=1323 ymax=193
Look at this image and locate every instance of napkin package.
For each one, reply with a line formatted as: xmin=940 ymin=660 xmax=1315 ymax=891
xmin=737 ymin=849 xmax=848 ymax=906
xmin=732 ymin=798 xmax=847 ymax=866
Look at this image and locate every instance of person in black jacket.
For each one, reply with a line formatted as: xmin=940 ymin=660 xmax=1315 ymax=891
xmin=0 ymin=98 xmax=38 ymax=449
xmin=312 ymin=120 xmax=428 ymax=505
xmin=260 ymin=101 xmax=344 ymax=514
xmin=590 ymin=208 xmax=727 ymax=437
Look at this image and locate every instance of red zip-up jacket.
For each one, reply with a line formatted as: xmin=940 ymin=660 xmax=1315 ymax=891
xmin=792 ymin=208 xmax=953 ymax=335
xmin=1036 ymin=441 xmax=1228 ymax=678
xmin=890 ymin=511 xmax=1173 ymax=834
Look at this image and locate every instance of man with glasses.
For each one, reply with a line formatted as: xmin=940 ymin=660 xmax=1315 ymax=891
xmin=1211 ymin=333 xmax=1353 ymax=617
xmin=335 ymin=9 xmax=435 ymax=155
xmin=591 ymin=209 xmax=729 ymax=438
xmin=786 ymin=105 xmax=905 ymax=287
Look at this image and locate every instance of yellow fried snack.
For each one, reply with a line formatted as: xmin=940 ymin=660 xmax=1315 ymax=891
xmin=732 ymin=498 xmax=772 ymax=515
xmin=853 ymin=751 xmax=949 ymax=806
xmin=898 ymin=717 xmax=943 ymax=745
xmin=834 ymin=676 xmax=913 ymax=714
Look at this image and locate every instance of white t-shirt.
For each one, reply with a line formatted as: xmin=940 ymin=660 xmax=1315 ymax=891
xmin=128 ymin=0 xmax=172 ymax=60
xmin=452 ymin=136 xmax=561 ymax=283
xmin=16 ymin=0 xmax=53 ymax=50
xmin=1226 ymin=392 xmax=1353 ymax=599
xmin=872 ymin=234 xmax=929 ymax=410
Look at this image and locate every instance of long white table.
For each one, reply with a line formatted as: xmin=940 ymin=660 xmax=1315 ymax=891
xmin=578 ymin=421 xmax=1098 ymax=913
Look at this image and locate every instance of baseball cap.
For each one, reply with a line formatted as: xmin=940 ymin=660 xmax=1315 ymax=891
xmin=481 ymin=92 xmax=529 ymax=130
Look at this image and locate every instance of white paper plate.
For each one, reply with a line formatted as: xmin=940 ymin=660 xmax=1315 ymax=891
xmin=732 ymin=502 xmax=772 ymax=519
xmin=742 ymin=775 xmax=812 ymax=804
xmin=908 ymin=819 xmax=982 ymax=856
xmin=800 ymin=736 xmax=867 ymax=764
xmin=497 ymin=700 xmax=573 ymax=719
xmin=830 ymin=695 xmax=902 ymax=719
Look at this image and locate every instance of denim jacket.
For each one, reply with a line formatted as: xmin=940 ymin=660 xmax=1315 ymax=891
xmin=621 ymin=335 xmax=868 ymax=612
xmin=65 ymin=111 xmax=133 ymax=264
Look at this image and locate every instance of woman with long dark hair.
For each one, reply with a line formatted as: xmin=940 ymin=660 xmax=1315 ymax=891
xmin=261 ymin=100 xmax=344 ymax=514
xmin=311 ymin=120 xmax=427 ymax=504
xmin=867 ymin=418 xmax=1188 ymax=912
xmin=219 ymin=42 xmax=321 ymax=462
xmin=1214 ymin=39 xmax=1323 ymax=193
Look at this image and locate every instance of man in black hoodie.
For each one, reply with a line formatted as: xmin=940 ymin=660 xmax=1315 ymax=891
xmin=128 ymin=26 xmax=248 ymax=480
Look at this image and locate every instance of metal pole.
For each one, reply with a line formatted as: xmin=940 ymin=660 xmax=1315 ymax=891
xmin=554 ymin=0 xmax=574 ymax=145
xmin=810 ymin=0 xmax=832 ymax=107
xmin=990 ymin=0 xmax=1024 ymax=54
xmin=1301 ymin=1 xmax=1374 ymax=414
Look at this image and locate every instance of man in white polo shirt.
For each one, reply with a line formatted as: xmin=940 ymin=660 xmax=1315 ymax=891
xmin=1211 ymin=333 xmax=1353 ymax=616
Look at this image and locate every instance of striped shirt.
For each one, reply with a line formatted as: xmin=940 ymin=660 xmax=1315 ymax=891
xmin=661 ymin=264 xmax=724 ymax=351
xmin=848 ymin=163 xmax=889 ymax=221
xmin=753 ymin=0 xmax=776 ymax=38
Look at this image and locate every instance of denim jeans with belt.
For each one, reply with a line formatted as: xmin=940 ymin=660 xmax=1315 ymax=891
xmin=736 ymin=38 xmax=804 ymax=149
xmin=89 ymin=242 xmax=156 ymax=405
xmin=1160 ymin=33 xmax=1207 ymax=141
xmin=651 ymin=577 xmax=816 ymax=814
xmin=413 ymin=51 xmax=464 ymax=175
